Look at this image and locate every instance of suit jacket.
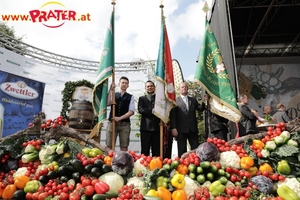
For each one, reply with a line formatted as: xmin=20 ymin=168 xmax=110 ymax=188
xmin=238 ymin=104 xmax=258 ymax=136
xmin=138 ymin=94 xmax=160 ymax=132
xmin=170 ymin=96 xmax=206 ymax=134
xmin=210 ymin=111 xmax=229 ymax=133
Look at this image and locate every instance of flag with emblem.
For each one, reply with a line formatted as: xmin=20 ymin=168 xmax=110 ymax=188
xmin=194 ymin=20 xmax=241 ymax=122
xmin=92 ymin=10 xmax=114 ymax=124
xmin=153 ymin=13 xmax=176 ymax=123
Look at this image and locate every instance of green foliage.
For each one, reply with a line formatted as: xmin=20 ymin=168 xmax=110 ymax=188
xmin=0 ymin=22 xmax=25 ymax=53
xmin=0 ymin=135 xmax=30 ymax=158
xmin=0 ymin=22 xmax=18 ymax=38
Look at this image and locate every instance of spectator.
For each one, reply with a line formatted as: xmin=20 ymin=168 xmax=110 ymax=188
xmin=106 ymin=76 xmax=135 ymax=151
xmin=262 ymin=105 xmax=273 ymax=118
xmin=170 ymin=82 xmax=206 ymax=157
xmin=272 ymin=103 xmax=292 ymax=123
xmin=237 ymin=94 xmax=259 ymax=136
xmin=137 ymin=80 xmax=161 ymax=156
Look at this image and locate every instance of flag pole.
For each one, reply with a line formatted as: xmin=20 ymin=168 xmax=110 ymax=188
xmin=159 ymin=3 xmax=164 ymax=158
xmin=111 ymin=0 xmax=116 ymax=151
xmin=202 ymin=1 xmax=210 ymax=139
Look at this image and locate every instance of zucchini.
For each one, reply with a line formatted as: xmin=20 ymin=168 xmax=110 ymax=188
xmin=143 ymin=195 xmax=162 ymax=200
xmin=92 ymin=193 xmax=118 ymax=200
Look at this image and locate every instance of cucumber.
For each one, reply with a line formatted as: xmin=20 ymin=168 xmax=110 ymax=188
xmin=92 ymin=193 xmax=118 ymax=200
xmin=143 ymin=195 xmax=162 ymax=200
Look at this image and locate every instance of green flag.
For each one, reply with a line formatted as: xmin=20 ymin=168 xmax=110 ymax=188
xmin=92 ymin=10 xmax=114 ymax=124
xmin=194 ymin=20 xmax=241 ymax=122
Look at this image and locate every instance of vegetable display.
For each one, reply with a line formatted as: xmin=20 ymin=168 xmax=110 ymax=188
xmin=0 ymin=121 xmax=300 ymax=200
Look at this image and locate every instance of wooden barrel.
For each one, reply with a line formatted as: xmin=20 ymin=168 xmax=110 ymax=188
xmin=68 ymin=100 xmax=94 ymax=129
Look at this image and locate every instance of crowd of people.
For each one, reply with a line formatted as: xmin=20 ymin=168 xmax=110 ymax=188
xmin=105 ymin=76 xmax=294 ymax=158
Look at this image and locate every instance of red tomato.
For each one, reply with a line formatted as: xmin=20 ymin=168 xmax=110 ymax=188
xmin=229 ymin=197 xmax=238 ymax=200
xmin=225 ymin=187 xmax=234 ymax=196
xmin=91 ymin=179 xmax=100 ymax=186
xmin=278 ymin=175 xmax=285 ymax=181
xmin=32 ymin=192 xmax=39 ymax=200
xmin=26 ymin=192 xmax=33 ymax=200
xmin=82 ymin=179 xmax=91 ymax=187
xmin=215 ymin=196 xmax=225 ymax=200
xmin=234 ymin=189 xmax=240 ymax=197
xmin=225 ymin=166 xmax=233 ymax=173
xmin=38 ymin=192 xmax=49 ymax=200
xmin=84 ymin=185 xmax=95 ymax=196
xmin=279 ymin=122 xmax=285 ymax=127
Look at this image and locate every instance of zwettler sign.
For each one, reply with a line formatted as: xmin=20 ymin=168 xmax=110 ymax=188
xmin=0 ymin=70 xmax=45 ymax=137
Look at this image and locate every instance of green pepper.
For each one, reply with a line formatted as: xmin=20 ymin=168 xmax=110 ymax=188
xmin=277 ymin=160 xmax=291 ymax=175
xmin=277 ymin=185 xmax=300 ymax=200
xmin=209 ymin=180 xmax=225 ymax=197
xmin=24 ymin=180 xmax=40 ymax=193
xmin=156 ymin=176 xmax=169 ymax=188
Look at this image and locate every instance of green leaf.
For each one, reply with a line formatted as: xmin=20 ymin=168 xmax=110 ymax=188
xmin=270 ymin=144 xmax=299 ymax=158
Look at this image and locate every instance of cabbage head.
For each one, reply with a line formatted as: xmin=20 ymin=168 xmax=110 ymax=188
xmin=196 ymin=142 xmax=220 ymax=162
xmin=111 ymin=151 xmax=134 ymax=175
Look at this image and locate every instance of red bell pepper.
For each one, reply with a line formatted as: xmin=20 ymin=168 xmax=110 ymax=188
xmin=94 ymin=181 xmax=110 ymax=194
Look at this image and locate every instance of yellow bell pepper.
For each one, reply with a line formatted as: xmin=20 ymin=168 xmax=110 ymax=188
xmin=240 ymin=156 xmax=254 ymax=170
xmin=170 ymin=174 xmax=186 ymax=189
xmin=156 ymin=187 xmax=171 ymax=200
xmin=14 ymin=175 xmax=30 ymax=189
xmin=252 ymin=139 xmax=264 ymax=150
xmin=247 ymin=166 xmax=258 ymax=176
xmin=259 ymin=162 xmax=273 ymax=173
xmin=172 ymin=189 xmax=187 ymax=200
xmin=146 ymin=189 xmax=158 ymax=197
xmin=176 ymin=164 xmax=188 ymax=175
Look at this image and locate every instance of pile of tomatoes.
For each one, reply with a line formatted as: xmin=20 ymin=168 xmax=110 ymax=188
xmin=30 ymin=116 xmax=68 ymax=129
xmin=261 ymin=122 xmax=286 ymax=143
xmin=207 ymin=138 xmax=248 ymax=158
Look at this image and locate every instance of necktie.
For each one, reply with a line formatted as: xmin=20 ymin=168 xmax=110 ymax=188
xmin=183 ymin=96 xmax=189 ymax=110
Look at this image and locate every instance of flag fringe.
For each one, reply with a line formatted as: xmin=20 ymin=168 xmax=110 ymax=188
xmin=194 ymin=79 xmax=241 ymax=122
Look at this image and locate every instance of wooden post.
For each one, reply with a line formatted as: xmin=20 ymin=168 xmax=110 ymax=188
xmin=159 ymin=120 xmax=163 ymax=158
xmin=111 ymin=68 xmax=116 ymax=151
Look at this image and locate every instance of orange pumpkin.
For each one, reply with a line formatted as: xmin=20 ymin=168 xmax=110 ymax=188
xmin=149 ymin=157 xmax=163 ymax=170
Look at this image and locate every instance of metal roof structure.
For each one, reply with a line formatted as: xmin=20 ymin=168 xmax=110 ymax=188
xmin=0 ymin=32 xmax=156 ymax=74
xmin=229 ymin=0 xmax=300 ymax=59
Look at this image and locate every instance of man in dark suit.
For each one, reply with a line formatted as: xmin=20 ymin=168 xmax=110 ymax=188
xmin=138 ymin=80 xmax=161 ymax=156
xmin=170 ymin=82 xmax=206 ymax=157
xmin=238 ymin=94 xmax=258 ymax=136
xmin=209 ymin=111 xmax=229 ymax=141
